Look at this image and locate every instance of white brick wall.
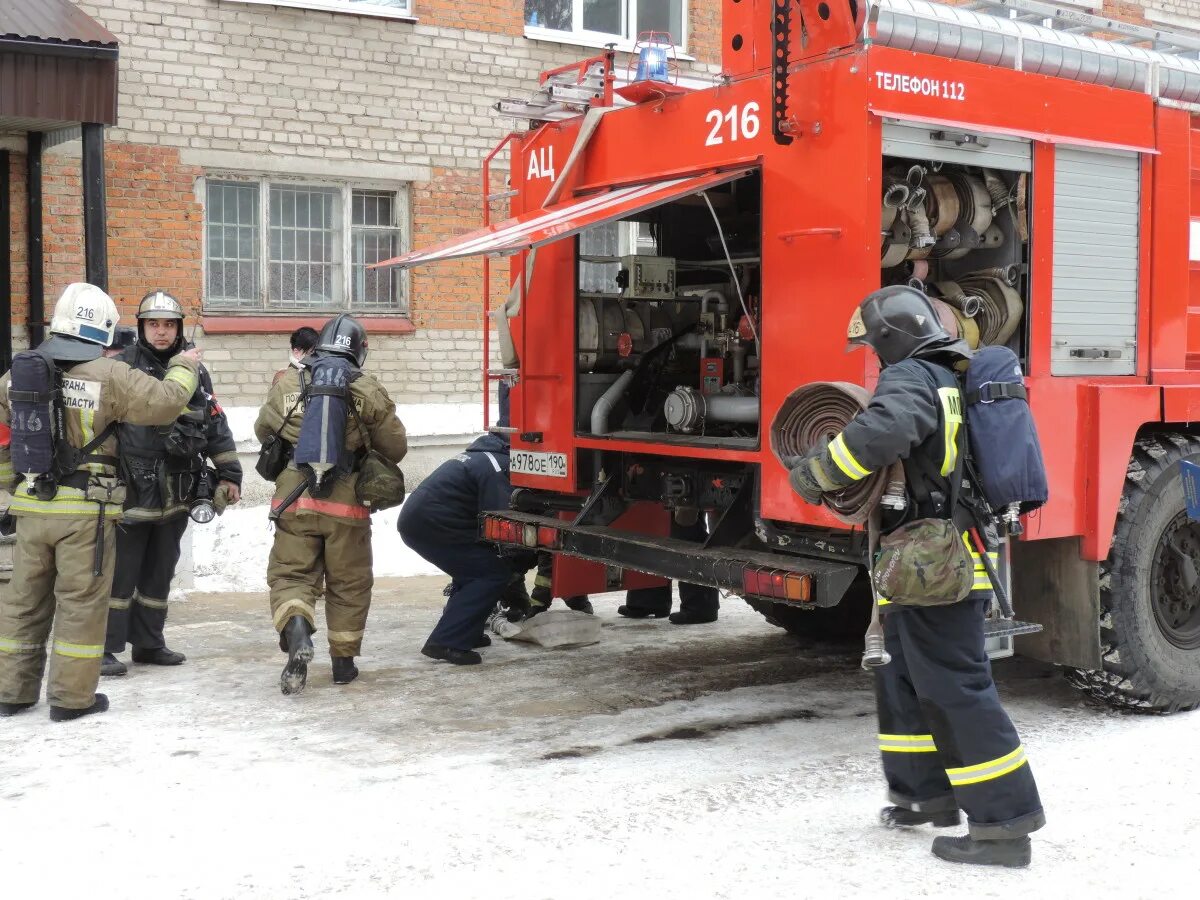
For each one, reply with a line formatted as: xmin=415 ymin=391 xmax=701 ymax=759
xmin=198 ymin=326 xmax=502 ymax=405
xmin=76 ymin=1 xmax=718 ymax=168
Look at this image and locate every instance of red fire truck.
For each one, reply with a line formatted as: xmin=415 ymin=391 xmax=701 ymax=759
xmin=381 ymin=0 xmax=1200 ymax=712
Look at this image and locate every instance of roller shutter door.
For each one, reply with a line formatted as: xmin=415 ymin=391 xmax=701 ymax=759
xmin=881 ymin=121 xmax=1032 ymax=171
xmin=1051 ymin=147 xmax=1140 ymax=376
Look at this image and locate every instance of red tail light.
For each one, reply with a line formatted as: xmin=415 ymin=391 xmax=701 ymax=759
xmin=536 ymin=525 xmax=561 ymax=548
xmin=742 ymin=567 xmax=811 ymax=602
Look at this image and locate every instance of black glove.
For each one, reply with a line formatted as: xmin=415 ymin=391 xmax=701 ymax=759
xmin=785 ymin=450 xmax=844 ymax=506
xmin=501 ymin=574 xmax=534 ymax=622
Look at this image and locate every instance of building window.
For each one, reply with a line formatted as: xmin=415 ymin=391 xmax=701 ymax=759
xmin=526 ymin=0 xmax=687 ymax=50
xmin=225 ymin=0 xmax=414 ymax=19
xmin=204 ymin=177 xmax=408 ymax=314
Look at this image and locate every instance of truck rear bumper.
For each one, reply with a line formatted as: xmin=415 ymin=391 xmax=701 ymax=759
xmin=481 ymin=510 xmax=861 ymax=608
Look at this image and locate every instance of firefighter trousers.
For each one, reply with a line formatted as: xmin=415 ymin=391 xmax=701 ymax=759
xmin=267 ymin=513 xmax=373 ymax=658
xmin=874 ymin=596 xmax=1046 ymax=840
xmin=106 ymin=516 xmax=189 ymax=653
xmin=0 ymin=514 xmax=116 ymax=710
xmin=404 ymin=533 xmax=513 ymax=651
xmin=623 ymin=516 xmax=718 ymax=616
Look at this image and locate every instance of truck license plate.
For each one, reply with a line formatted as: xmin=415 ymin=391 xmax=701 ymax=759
xmin=510 ymin=450 xmax=568 ymax=478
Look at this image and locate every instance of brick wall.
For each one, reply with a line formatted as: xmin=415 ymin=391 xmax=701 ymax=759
xmin=5 ymin=150 xmax=28 ymax=348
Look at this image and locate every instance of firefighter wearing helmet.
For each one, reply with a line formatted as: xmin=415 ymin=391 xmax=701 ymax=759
xmin=785 ymin=285 xmax=1045 ymax=867
xmin=254 ymin=314 xmax=407 ymax=695
xmin=100 ymin=291 xmax=242 ymax=677
xmin=0 ymin=284 xmax=202 ymax=721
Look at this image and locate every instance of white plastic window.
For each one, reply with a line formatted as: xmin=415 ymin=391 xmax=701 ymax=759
xmin=203 ymin=176 xmax=408 ymax=314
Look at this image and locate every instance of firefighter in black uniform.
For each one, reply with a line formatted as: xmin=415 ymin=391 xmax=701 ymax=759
xmin=786 ymin=286 xmax=1044 ymax=868
xmin=102 ymin=291 xmax=242 ymax=676
xmin=399 ymin=431 xmax=534 ymax=665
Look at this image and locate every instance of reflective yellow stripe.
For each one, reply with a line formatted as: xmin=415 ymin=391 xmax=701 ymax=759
xmin=109 ymin=598 xmax=131 ymax=611
xmin=0 ymin=460 xmax=14 ymax=481
xmin=164 ymin=365 xmax=199 ymax=396
xmin=879 ymin=733 xmax=938 ymax=753
xmin=0 ymin=637 xmax=44 ymax=654
xmin=327 ymin=629 xmax=365 ymax=643
xmin=52 ymin=640 xmax=104 ymax=660
xmin=134 ymin=594 xmax=169 ymax=610
xmin=937 ymin=387 xmax=964 ymax=477
xmin=272 ymin=598 xmax=316 ymax=631
xmin=828 ymin=433 xmax=871 ymax=481
xmin=946 ymin=745 xmax=1027 ymax=787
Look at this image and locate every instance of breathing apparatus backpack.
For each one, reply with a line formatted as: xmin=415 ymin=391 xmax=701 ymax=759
xmin=7 ymin=349 xmax=115 ymax=500
xmin=960 ymin=345 xmax=1048 ymax=518
xmin=291 ymin=355 xmax=356 ymax=499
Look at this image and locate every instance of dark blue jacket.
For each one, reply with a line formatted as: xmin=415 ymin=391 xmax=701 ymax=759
xmin=398 ymin=433 xmax=513 ymax=545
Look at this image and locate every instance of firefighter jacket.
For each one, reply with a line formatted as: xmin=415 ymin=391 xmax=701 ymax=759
xmin=0 ymin=355 xmax=200 ymax=518
xmin=821 ymin=355 xmax=965 ymax=525
xmin=116 ymin=342 xmax=242 ymax=524
xmin=402 ymin=433 xmax=517 ymax=546
xmin=254 ymin=366 xmax=407 ymax=524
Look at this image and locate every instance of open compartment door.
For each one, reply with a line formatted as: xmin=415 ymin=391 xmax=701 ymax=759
xmin=373 ymin=166 xmax=757 ymax=270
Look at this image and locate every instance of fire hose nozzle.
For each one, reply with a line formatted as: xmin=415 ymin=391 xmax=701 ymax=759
xmin=861 ymin=632 xmax=891 ymax=670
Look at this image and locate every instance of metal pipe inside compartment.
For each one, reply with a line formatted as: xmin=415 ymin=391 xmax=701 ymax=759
xmin=590 ymin=369 xmax=636 ymax=435
xmin=663 ymin=386 xmax=759 ymax=432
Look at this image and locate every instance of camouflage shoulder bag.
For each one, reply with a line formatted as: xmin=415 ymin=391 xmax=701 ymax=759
xmin=872 ymin=517 xmax=973 ymax=607
xmin=347 ymin=396 xmax=405 ymax=513
xmin=871 ymin=372 xmax=972 ymax=607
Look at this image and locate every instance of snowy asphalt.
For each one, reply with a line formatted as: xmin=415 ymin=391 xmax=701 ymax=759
xmin=1 ymin=575 xmax=1196 ymax=898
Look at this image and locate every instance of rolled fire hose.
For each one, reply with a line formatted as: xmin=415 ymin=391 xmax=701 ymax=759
xmin=770 ymin=382 xmax=901 ymax=669
xmin=944 ymin=174 xmax=994 ymax=260
xmin=958 ymin=272 xmax=1023 ymax=346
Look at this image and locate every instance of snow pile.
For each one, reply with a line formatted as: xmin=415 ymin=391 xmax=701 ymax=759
xmin=192 ymin=501 xmax=440 ymax=592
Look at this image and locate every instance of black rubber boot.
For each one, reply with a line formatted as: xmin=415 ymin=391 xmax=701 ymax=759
xmin=0 ymin=700 xmax=36 ymax=717
xmin=331 ymin=656 xmax=359 ymax=685
xmin=132 ymin=647 xmax=186 ymax=666
xmin=880 ymin=806 xmax=962 ymax=828
xmin=668 ymin=609 xmax=718 ymax=625
xmin=49 ymin=694 xmax=109 ymax=722
xmin=280 ymin=616 xmax=315 ymax=696
xmin=100 ymin=652 xmax=128 ymax=677
xmin=421 ymin=641 xmax=482 ymax=666
xmin=564 ymin=596 xmax=594 ymax=614
xmin=617 ymin=605 xmax=669 ymax=619
xmin=473 ymin=634 xmax=492 ymax=649
xmin=931 ymin=835 xmax=1032 ymax=868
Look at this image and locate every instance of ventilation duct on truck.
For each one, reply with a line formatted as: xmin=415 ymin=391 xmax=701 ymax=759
xmin=872 ymin=0 xmax=1200 ymax=106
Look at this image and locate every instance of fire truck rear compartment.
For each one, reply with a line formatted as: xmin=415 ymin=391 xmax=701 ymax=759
xmin=574 ymin=170 xmax=762 ymax=448
xmin=880 ymin=131 xmax=1032 ymax=368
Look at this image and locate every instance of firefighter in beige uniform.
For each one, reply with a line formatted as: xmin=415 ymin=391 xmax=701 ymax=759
xmin=255 ymin=315 xmax=407 ymax=694
xmin=0 ymin=284 xmax=200 ymax=721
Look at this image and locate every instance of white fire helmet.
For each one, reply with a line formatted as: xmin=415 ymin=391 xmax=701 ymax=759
xmin=49 ymin=283 xmax=121 ymax=347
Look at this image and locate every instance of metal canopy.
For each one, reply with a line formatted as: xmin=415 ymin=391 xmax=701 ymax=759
xmin=0 ymin=0 xmax=119 ymax=129
xmin=374 ymin=167 xmax=755 ymax=270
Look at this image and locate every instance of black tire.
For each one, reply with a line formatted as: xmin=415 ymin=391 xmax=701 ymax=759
xmin=746 ymin=573 xmax=872 ymax=643
xmin=1067 ymin=434 xmax=1200 ymax=713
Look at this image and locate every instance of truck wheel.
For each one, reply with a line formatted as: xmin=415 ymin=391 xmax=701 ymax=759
xmin=1067 ymin=434 xmax=1200 ymax=713
xmin=746 ymin=574 xmax=871 ymax=642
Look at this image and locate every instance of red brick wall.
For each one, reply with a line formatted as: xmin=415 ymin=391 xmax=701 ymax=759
xmin=423 ymin=0 xmax=525 ymax=35
xmin=410 ymin=166 xmax=506 ymax=330
xmin=689 ymin=0 xmax=723 ymax=65
xmin=5 ymin=151 xmax=28 ymax=332
xmin=32 ymin=143 xmax=203 ymax=326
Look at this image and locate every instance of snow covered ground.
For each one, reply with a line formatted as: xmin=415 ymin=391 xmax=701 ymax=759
xmin=1 ymin=570 xmax=1198 ymax=898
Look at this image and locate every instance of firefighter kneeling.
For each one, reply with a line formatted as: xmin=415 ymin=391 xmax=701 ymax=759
xmin=786 ymin=286 xmax=1045 ymax=868
xmin=0 ymin=284 xmax=201 ymax=721
xmin=255 ymin=315 xmax=407 ymax=695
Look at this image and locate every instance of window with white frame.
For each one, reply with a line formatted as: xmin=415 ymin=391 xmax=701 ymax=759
xmin=526 ymin=0 xmax=687 ymax=49
xmin=204 ymin=177 xmax=408 ymax=314
xmin=227 ymin=0 xmax=413 ymax=19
